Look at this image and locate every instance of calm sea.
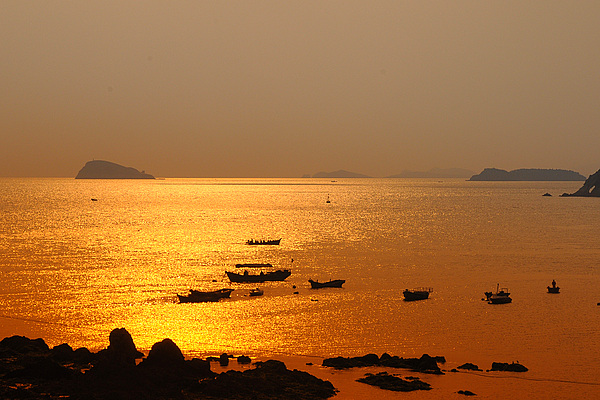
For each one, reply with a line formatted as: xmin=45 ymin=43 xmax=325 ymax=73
xmin=1 ymin=178 xmax=599 ymax=397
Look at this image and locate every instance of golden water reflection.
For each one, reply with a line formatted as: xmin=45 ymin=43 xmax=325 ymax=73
xmin=1 ymin=178 xmax=599 ymax=393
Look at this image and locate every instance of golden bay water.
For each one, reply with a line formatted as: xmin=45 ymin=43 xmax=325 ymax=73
xmin=1 ymin=178 xmax=599 ymax=398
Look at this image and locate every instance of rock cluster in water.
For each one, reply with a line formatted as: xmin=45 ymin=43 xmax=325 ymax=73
xmin=322 ymin=353 xmax=445 ymax=374
xmin=489 ymin=361 xmax=528 ymax=372
xmin=75 ymin=160 xmax=155 ymax=179
xmin=0 ymin=328 xmax=336 ymax=399
xmin=356 ymin=371 xmax=431 ymax=392
xmin=457 ymin=362 xmax=482 ymax=371
xmin=561 ymin=169 xmax=600 ymax=197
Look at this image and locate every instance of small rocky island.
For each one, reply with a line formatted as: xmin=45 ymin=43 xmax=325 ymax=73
xmin=561 ymin=169 xmax=600 ymax=197
xmin=469 ymin=168 xmax=585 ymax=181
xmin=76 ymin=160 xmax=155 ymax=179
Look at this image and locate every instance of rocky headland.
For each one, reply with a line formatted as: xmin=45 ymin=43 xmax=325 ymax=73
xmin=75 ymin=160 xmax=155 ymax=179
xmin=469 ymin=168 xmax=585 ymax=181
xmin=561 ymin=169 xmax=600 ymax=197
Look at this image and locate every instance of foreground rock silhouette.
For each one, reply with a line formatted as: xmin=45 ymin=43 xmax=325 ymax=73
xmin=356 ymin=372 xmax=431 ymax=392
xmin=561 ymin=169 xmax=600 ymax=197
xmin=0 ymin=329 xmax=336 ymax=399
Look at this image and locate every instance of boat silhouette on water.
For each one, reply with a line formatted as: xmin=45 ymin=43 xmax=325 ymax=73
xmin=246 ymin=239 xmax=281 ymax=245
xmin=547 ymin=280 xmax=560 ymax=293
xmin=235 ymin=263 xmax=273 ymax=268
xmin=177 ymin=288 xmax=234 ymax=303
xmin=308 ymin=279 xmax=345 ymax=289
xmin=486 ymin=284 xmax=512 ymax=304
xmin=226 ymin=269 xmax=291 ymax=283
xmin=403 ymin=287 xmax=433 ymax=301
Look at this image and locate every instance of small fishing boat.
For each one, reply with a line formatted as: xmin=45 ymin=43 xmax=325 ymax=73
xmin=403 ymin=287 xmax=433 ymax=301
xmin=249 ymin=288 xmax=264 ymax=296
xmin=487 ymin=284 xmax=512 ymax=304
xmin=246 ymin=239 xmax=281 ymax=245
xmin=308 ymin=279 xmax=345 ymax=289
xmin=484 ymin=285 xmax=510 ymax=301
xmin=235 ymin=263 xmax=273 ymax=268
xmin=547 ymin=280 xmax=560 ymax=293
xmin=177 ymin=288 xmax=234 ymax=303
xmin=226 ymin=269 xmax=291 ymax=283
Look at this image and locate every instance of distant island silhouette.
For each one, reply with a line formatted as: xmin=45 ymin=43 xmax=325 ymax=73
xmin=388 ymin=168 xmax=474 ymax=179
xmin=311 ymin=170 xmax=371 ymax=178
xmin=469 ymin=168 xmax=585 ymax=181
xmin=561 ymin=169 xmax=600 ymax=197
xmin=75 ymin=160 xmax=155 ymax=179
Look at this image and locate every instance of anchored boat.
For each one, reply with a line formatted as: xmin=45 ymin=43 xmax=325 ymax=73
xmin=177 ymin=288 xmax=234 ymax=303
xmin=246 ymin=239 xmax=281 ymax=245
xmin=487 ymin=284 xmax=512 ymax=304
xmin=547 ymin=280 xmax=560 ymax=293
xmin=403 ymin=287 xmax=433 ymax=301
xmin=308 ymin=279 xmax=345 ymax=289
xmin=226 ymin=269 xmax=291 ymax=283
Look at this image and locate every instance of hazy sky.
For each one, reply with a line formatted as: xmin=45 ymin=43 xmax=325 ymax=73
xmin=2 ymin=1 xmax=600 ymax=177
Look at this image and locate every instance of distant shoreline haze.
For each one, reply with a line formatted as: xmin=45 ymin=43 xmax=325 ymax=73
xmin=52 ymin=161 xmax=591 ymax=180
xmin=306 ymin=167 xmax=588 ymax=180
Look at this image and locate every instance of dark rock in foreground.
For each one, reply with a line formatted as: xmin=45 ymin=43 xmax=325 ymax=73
xmin=561 ymin=169 xmax=600 ymax=197
xmin=458 ymin=389 xmax=477 ymax=396
xmin=323 ymin=353 xmax=444 ymax=374
xmin=76 ymin=160 xmax=155 ymax=179
xmin=237 ymin=355 xmax=251 ymax=364
xmin=469 ymin=168 xmax=585 ymax=181
xmin=490 ymin=361 xmax=528 ymax=372
xmin=192 ymin=359 xmax=336 ymax=399
xmin=356 ymin=372 xmax=431 ymax=392
xmin=0 ymin=329 xmax=335 ymax=399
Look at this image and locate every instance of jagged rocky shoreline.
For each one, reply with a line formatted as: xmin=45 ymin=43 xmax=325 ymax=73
xmin=0 ymin=328 xmax=336 ymax=400
xmin=0 ymin=329 xmax=531 ymax=399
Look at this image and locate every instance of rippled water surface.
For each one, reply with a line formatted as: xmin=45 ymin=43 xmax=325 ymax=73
xmin=1 ymin=178 xmax=599 ymax=395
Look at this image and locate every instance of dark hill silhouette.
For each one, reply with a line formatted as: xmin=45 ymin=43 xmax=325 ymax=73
xmin=312 ymin=170 xmax=371 ymax=178
xmin=469 ymin=168 xmax=585 ymax=181
xmin=75 ymin=160 xmax=155 ymax=179
xmin=561 ymin=169 xmax=600 ymax=197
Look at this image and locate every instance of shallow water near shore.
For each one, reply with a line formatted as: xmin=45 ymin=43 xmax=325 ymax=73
xmin=1 ymin=177 xmax=599 ymax=398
